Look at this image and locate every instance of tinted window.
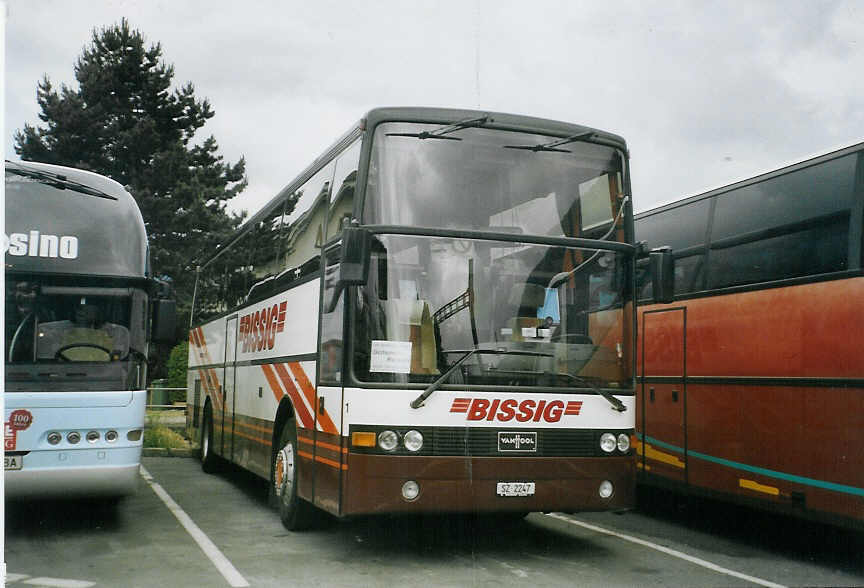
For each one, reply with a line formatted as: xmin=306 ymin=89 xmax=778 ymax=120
xmin=194 ymin=239 xmax=252 ymax=322
xmin=246 ymin=202 xmax=286 ymax=302
xmin=282 ymin=162 xmax=334 ymax=273
xmin=636 ymin=198 xmax=710 ymax=298
xmin=192 ymin=263 xmax=222 ymax=322
xmin=327 ymin=140 xmax=361 ymax=240
xmin=707 ymin=154 xmax=856 ymax=288
xmin=192 ymin=162 xmax=336 ymax=323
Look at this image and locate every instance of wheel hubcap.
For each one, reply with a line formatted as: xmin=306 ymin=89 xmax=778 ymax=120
xmin=275 ymin=442 xmax=295 ymax=499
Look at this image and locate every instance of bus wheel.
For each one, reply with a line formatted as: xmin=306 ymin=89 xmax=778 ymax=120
xmin=273 ymin=418 xmax=316 ymax=530
xmin=201 ymin=405 xmax=220 ymax=474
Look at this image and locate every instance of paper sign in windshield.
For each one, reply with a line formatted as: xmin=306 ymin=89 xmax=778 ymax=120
xmin=370 ymin=340 xmax=412 ymax=373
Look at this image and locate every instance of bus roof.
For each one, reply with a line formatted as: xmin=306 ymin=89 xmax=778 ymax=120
xmin=4 ymin=160 xmax=149 ymax=279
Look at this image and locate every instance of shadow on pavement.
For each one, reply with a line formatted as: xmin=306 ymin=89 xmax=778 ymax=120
xmin=634 ymin=484 xmax=864 ymax=574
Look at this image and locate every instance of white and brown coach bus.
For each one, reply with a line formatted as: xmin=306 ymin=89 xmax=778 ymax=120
xmin=186 ymin=107 xmax=671 ymax=530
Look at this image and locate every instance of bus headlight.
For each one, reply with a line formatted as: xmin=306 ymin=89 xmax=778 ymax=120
xmin=105 ymin=430 xmax=119 ymax=443
xmin=617 ymin=433 xmax=631 ymax=453
xmin=599 ymin=480 xmax=614 ymax=499
xmin=67 ymin=432 xmax=81 ymax=444
xmin=402 ymin=480 xmax=420 ymax=501
xmin=600 ymin=433 xmax=616 ymax=453
xmin=403 ymin=430 xmax=423 ymax=452
xmin=86 ymin=431 xmax=100 ymax=444
xmin=47 ymin=432 xmax=62 ymax=445
xmin=378 ymin=430 xmax=399 ymax=452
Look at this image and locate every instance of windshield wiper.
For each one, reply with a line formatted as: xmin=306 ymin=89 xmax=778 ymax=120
xmin=410 ymin=347 xmax=552 ymax=409
xmin=503 ymin=131 xmax=595 ymax=153
xmin=6 ymin=164 xmax=117 ymax=201
xmin=559 ymin=373 xmax=627 ymax=412
xmin=387 ymin=115 xmax=491 ymax=141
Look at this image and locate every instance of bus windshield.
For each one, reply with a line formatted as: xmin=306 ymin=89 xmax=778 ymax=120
xmin=351 ymin=235 xmax=631 ymax=390
xmin=5 ymin=279 xmax=146 ymax=391
xmin=354 ymin=122 xmax=631 ymax=390
xmin=363 ymin=122 xmax=626 ymax=241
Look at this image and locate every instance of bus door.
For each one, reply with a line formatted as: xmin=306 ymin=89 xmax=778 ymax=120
xmin=640 ymin=308 xmax=687 ymax=483
xmin=221 ymin=315 xmax=238 ymax=459
xmin=312 ymin=384 xmax=343 ymax=514
xmin=313 ymin=247 xmax=347 ymax=515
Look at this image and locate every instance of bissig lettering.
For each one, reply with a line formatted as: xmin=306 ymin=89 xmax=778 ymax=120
xmin=239 ymin=301 xmax=288 ymax=353
xmin=4 ymin=230 xmax=79 ymax=259
xmin=451 ymin=398 xmax=583 ymax=423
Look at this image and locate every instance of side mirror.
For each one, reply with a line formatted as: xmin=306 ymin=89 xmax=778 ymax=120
xmin=152 ymin=298 xmax=177 ymax=343
xmin=338 ymin=227 xmax=371 ymax=286
xmin=650 ymin=247 xmax=675 ymax=304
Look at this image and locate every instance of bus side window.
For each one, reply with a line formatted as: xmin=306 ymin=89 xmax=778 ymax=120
xmin=636 ymin=198 xmax=711 ymax=297
xmin=224 ymin=243 xmax=253 ymax=310
xmin=247 ymin=201 xmax=287 ymax=302
xmin=282 ymin=161 xmax=335 ymax=274
xmin=194 ymin=261 xmax=230 ymax=322
xmin=707 ymin=154 xmax=856 ymax=289
xmin=327 ymin=139 xmax=361 ymax=241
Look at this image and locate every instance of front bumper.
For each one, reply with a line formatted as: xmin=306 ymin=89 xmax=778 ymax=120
xmin=5 ymin=446 xmax=142 ymax=498
xmin=341 ymin=454 xmax=634 ymax=515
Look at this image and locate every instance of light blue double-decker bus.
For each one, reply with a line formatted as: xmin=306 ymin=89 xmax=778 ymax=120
xmin=4 ymin=160 xmax=175 ymax=498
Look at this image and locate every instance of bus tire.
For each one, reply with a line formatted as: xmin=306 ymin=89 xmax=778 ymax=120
xmin=273 ymin=418 xmax=316 ymax=531
xmin=201 ymin=404 xmax=220 ymax=474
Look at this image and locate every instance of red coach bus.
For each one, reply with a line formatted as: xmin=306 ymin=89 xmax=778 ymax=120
xmin=635 ymin=141 xmax=863 ymax=528
xmin=186 ymin=107 xmax=671 ymax=530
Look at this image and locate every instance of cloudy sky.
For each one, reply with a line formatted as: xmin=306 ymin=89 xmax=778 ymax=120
xmin=5 ymin=0 xmax=864 ymax=216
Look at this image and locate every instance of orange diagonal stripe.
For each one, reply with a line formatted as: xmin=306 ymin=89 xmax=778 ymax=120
xmin=271 ymin=363 xmax=315 ymax=430
xmin=288 ymin=362 xmax=338 ymax=434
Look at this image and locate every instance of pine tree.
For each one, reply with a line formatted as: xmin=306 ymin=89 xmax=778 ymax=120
xmin=14 ymin=19 xmax=247 ymax=352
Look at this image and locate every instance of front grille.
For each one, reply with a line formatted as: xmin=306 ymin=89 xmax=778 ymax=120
xmin=349 ymin=425 xmax=620 ymax=457
xmin=432 ymin=427 xmax=599 ymax=457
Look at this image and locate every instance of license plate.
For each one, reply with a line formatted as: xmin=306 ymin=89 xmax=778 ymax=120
xmin=496 ymin=482 xmax=535 ymax=497
xmin=4 ymin=455 xmax=23 ymax=471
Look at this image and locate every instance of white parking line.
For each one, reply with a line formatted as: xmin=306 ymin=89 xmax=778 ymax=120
xmin=5 ymin=574 xmax=95 ymax=587
xmin=139 ymin=466 xmax=250 ymax=587
xmin=22 ymin=578 xmax=95 ymax=588
xmin=545 ymin=513 xmax=787 ymax=588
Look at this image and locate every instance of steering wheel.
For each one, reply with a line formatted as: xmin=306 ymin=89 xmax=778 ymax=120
xmin=55 ymin=343 xmax=112 ymax=361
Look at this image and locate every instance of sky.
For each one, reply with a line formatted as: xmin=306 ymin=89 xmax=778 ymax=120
xmin=4 ymin=0 xmax=864 ymax=217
